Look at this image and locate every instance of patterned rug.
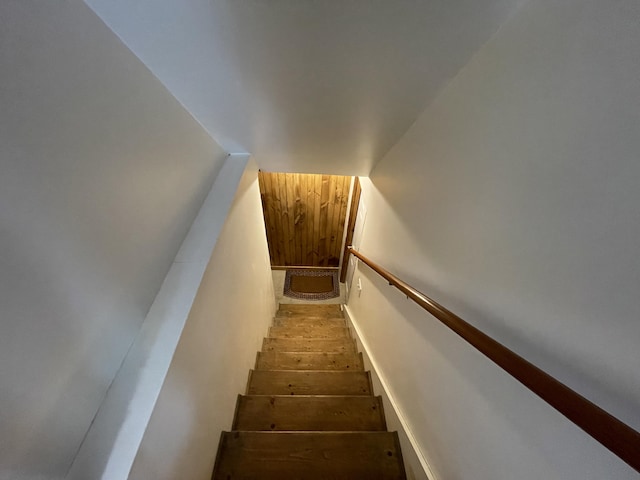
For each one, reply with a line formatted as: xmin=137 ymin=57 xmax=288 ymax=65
xmin=283 ymin=269 xmax=340 ymax=300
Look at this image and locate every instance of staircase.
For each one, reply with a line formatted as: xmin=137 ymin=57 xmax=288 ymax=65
xmin=212 ymin=303 xmax=407 ymax=479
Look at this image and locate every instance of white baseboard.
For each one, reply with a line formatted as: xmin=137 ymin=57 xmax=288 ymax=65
xmin=343 ymin=305 xmax=438 ymax=480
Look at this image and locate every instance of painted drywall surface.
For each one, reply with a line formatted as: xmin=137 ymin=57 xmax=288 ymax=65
xmin=128 ymin=160 xmax=276 ymax=480
xmin=347 ymin=1 xmax=640 ymax=479
xmin=66 ymin=157 xmax=248 ymax=480
xmin=342 ymin=307 xmax=430 ymax=480
xmin=84 ymin=0 xmax=527 ymax=175
xmin=0 ymin=2 xmax=227 ymax=479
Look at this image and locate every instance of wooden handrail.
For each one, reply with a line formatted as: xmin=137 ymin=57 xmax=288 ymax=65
xmin=347 ymin=246 xmax=640 ymax=473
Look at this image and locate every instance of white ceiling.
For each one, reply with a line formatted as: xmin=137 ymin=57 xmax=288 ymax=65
xmin=84 ymin=0 xmax=527 ymax=175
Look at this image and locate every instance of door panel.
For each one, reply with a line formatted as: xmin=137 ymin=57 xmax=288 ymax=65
xmin=259 ymin=172 xmax=351 ymax=267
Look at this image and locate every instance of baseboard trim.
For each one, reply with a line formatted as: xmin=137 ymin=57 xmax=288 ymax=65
xmin=343 ymin=305 xmax=438 ymax=480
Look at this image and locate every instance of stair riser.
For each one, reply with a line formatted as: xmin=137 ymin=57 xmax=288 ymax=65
xmin=233 ymin=395 xmax=386 ymax=431
xmin=269 ymin=326 xmax=350 ymax=338
xmin=273 ymin=317 xmax=346 ymax=328
xmin=213 ymin=432 xmax=406 ymax=480
xmin=256 ymin=352 xmax=364 ymax=371
xmin=247 ymin=370 xmax=372 ymax=396
xmin=262 ymin=337 xmax=356 ymax=353
xmin=277 ymin=304 xmax=342 ymax=317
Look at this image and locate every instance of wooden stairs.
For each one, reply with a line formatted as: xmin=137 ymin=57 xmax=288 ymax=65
xmin=212 ymin=303 xmax=407 ymax=479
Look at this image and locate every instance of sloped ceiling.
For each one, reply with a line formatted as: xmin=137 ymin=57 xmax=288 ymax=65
xmin=84 ymin=0 xmax=527 ymax=175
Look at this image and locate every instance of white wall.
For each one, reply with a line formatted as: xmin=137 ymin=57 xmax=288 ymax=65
xmin=128 ymin=160 xmax=276 ymax=480
xmin=66 ymin=157 xmax=249 ymax=480
xmin=347 ymin=1 xmax=640 ymax=479
xmin=0 ymin=2 xmax=227 ymax=479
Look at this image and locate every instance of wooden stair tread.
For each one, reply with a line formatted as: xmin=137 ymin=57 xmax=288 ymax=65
xmin=212 ymin=304 xmax=407 ymax=479
xmin=269 ymin=325 xmax=351 ymax=338
xmin=276 ymin=304 xmax=342 ymax=317
xmin=213 ymin=431 xmax=406 ymax=480
xmin=247 ymin=370 xmax=372 ymax=395
xmin=256 ymin=351 xmax=364 ymax=371
xmin=274 ymin=317 xmax=346 ymax=328
xmin=262 ymin=337 xmax=356 ymax=353
xmin=233 ymin=395 xmax=386 ymax=431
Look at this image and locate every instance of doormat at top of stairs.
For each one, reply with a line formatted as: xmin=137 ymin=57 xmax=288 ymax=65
xmin=283 ymin=269 xmax=340 ymax=300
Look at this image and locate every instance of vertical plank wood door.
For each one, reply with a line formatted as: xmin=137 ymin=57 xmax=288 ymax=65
xmin=340 ymin=176 xmax=361 ymax=282
xmin=259 ymin=172 xmax=351 ymax=267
